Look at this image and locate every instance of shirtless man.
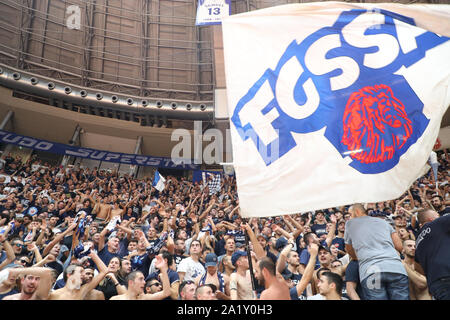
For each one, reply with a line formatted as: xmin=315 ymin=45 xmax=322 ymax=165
xmin=47 ymin=251 xmax=108 ymax=300
xmin=401 ymin=239 xmax=432 ymax=300
xmin=255 ymin=257 xmax=291 ymax=300
xmin=1 ymin=267 xmax=53 ymax=300
xmin=109 ymin=200 xmax=128 ymax=222
xmin=82 ymin=267 xmax=105 ymax=300
xmin=195 ymin=252 xmax=230 ymax=300
xmin=110 ymin=255 xmax=170 ymax=300
xmin=93 ymin=196 xmax=112 ymax=225
xmin=229 ymin=250 xmax=256 ymax=300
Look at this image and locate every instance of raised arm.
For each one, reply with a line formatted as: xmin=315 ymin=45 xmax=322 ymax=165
xmin=0 ymin=239 xmax=15 ymax=270
xmin=142 ymin=255 xmax=171 ymax=300
xmin=242 ymin=223 xmax=266 ymax=260
xmin=198 ymin=199 xmax=216 ymax=221
xmin=283 ymin=215 xmax=304 ymax=239
xmin=325 ymin=215 xmax=337 ymax=248
xmin=97 ymin=224 xmax=110 ymax=252
xmin=80 ymin=251 xmax=108 ymax=296
xmin=295 ymin=243 xmax=319 ymax=296
xmin=42 ymin=222 xmax=77 ymax=257
xmin=276 ymin=242 xmax=293 ymax=274
xmin=7 ymin=267 xmax=53 ymax=299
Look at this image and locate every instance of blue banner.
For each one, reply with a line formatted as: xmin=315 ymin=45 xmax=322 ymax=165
xmin=0 ymin=130 xmax=199 ymax=170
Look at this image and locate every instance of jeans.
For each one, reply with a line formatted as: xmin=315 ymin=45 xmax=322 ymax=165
xmin=361 ymin=272 xmax=410 ymax=300
xmin=430 ymin=277 xmax=450 ymax=300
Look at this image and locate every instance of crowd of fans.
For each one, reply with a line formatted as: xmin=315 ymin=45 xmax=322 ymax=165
xmin=0 ymin=149 xmax=449 ymax=300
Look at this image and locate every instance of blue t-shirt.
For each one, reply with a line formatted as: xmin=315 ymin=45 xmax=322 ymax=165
xmin=345 ymin=260 xmax=364 ymax=300
xmin=131 ymin=253 xmax=152 ymax=279
xmin=0 ymin=251 xmax=6 ymax=264
xmin=214 ymin=238 xmax=226 ymax=257
xmin=415 ymin=214 xmax=450 ymax=295
xmin=0 ymin=288 xmax=18 ymax=300
xmin=299 ymin=240 xmax=326 ymax=270
xmin=331 ymin=237 xmax=346 ymax=257
xmin=289 ymin=286 xmax=307 ymax=300
xmin=295 ymin=235 xmax=303 ymax=256
xmin=311 ymin=223 xmax=327 ymax=237
xmin=98 ymin=244 xmax=120 ymax=266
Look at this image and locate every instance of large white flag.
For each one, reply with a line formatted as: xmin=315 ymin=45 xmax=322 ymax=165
xmin=222 ymin=2 xmax=450 ymax=218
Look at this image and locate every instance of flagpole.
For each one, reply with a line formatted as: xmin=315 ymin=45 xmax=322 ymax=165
xmin=243 ymin=221 xmax=257 ymax=292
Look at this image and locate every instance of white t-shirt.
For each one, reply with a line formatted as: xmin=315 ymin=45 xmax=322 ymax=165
xmin=176 ymin=257 xmax=205 ymax=282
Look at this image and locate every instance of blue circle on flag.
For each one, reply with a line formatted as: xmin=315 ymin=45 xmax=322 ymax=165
xmin=28 ymin=207 xmax=38 ymax=216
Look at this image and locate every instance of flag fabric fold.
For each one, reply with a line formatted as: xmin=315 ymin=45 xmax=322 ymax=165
xmin=152 ymin=170 xmax=166 ymax=192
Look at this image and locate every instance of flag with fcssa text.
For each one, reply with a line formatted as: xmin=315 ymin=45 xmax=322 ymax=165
xmin=222 ymin=2 xmax=450 ymax=218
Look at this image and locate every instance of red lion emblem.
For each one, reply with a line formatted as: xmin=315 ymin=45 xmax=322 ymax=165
xmin=342 ymin=84 xmax=413 ymax=164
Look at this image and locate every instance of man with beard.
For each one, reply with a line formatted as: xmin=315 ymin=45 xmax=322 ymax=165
xmin=173 ymin=238 xmax=188 ymax=269
xmin=401 ymin=239 xmax=431 ymax=300
xmin=82 ymin=267 xmax=105 ymax=300
xmin=431 ymin=195 xmax=450 ymax=217
xmin=47 ymin=250 xmax=108 ymax=300
xmin=117 ymin=258 xmax=132 ymax=286
xmin=110 ymin=255 xmax=171 ymax=300
xmin=1 ymin=267 xmax=53 ymax=300
xmin=255 ymin=256 xmax=290 ymax=300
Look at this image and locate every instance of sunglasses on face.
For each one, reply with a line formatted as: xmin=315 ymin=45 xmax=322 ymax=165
xmin=150 ymin=282 xmax=161 ymax=287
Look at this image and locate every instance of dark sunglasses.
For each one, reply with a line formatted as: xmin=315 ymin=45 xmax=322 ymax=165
xmin=150 ymin=282 xmax=161 ymax=287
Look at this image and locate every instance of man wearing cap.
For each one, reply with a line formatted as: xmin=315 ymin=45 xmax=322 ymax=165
xmin=229 ymin=250 xmax=256 ymax=300
xmin=276 ymin=238 xmax=303 ymax=288
xmin=195 ymin=252 xmax=230 ymax=300
xmin=318 ymin=245 xmax=333 ymax=270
